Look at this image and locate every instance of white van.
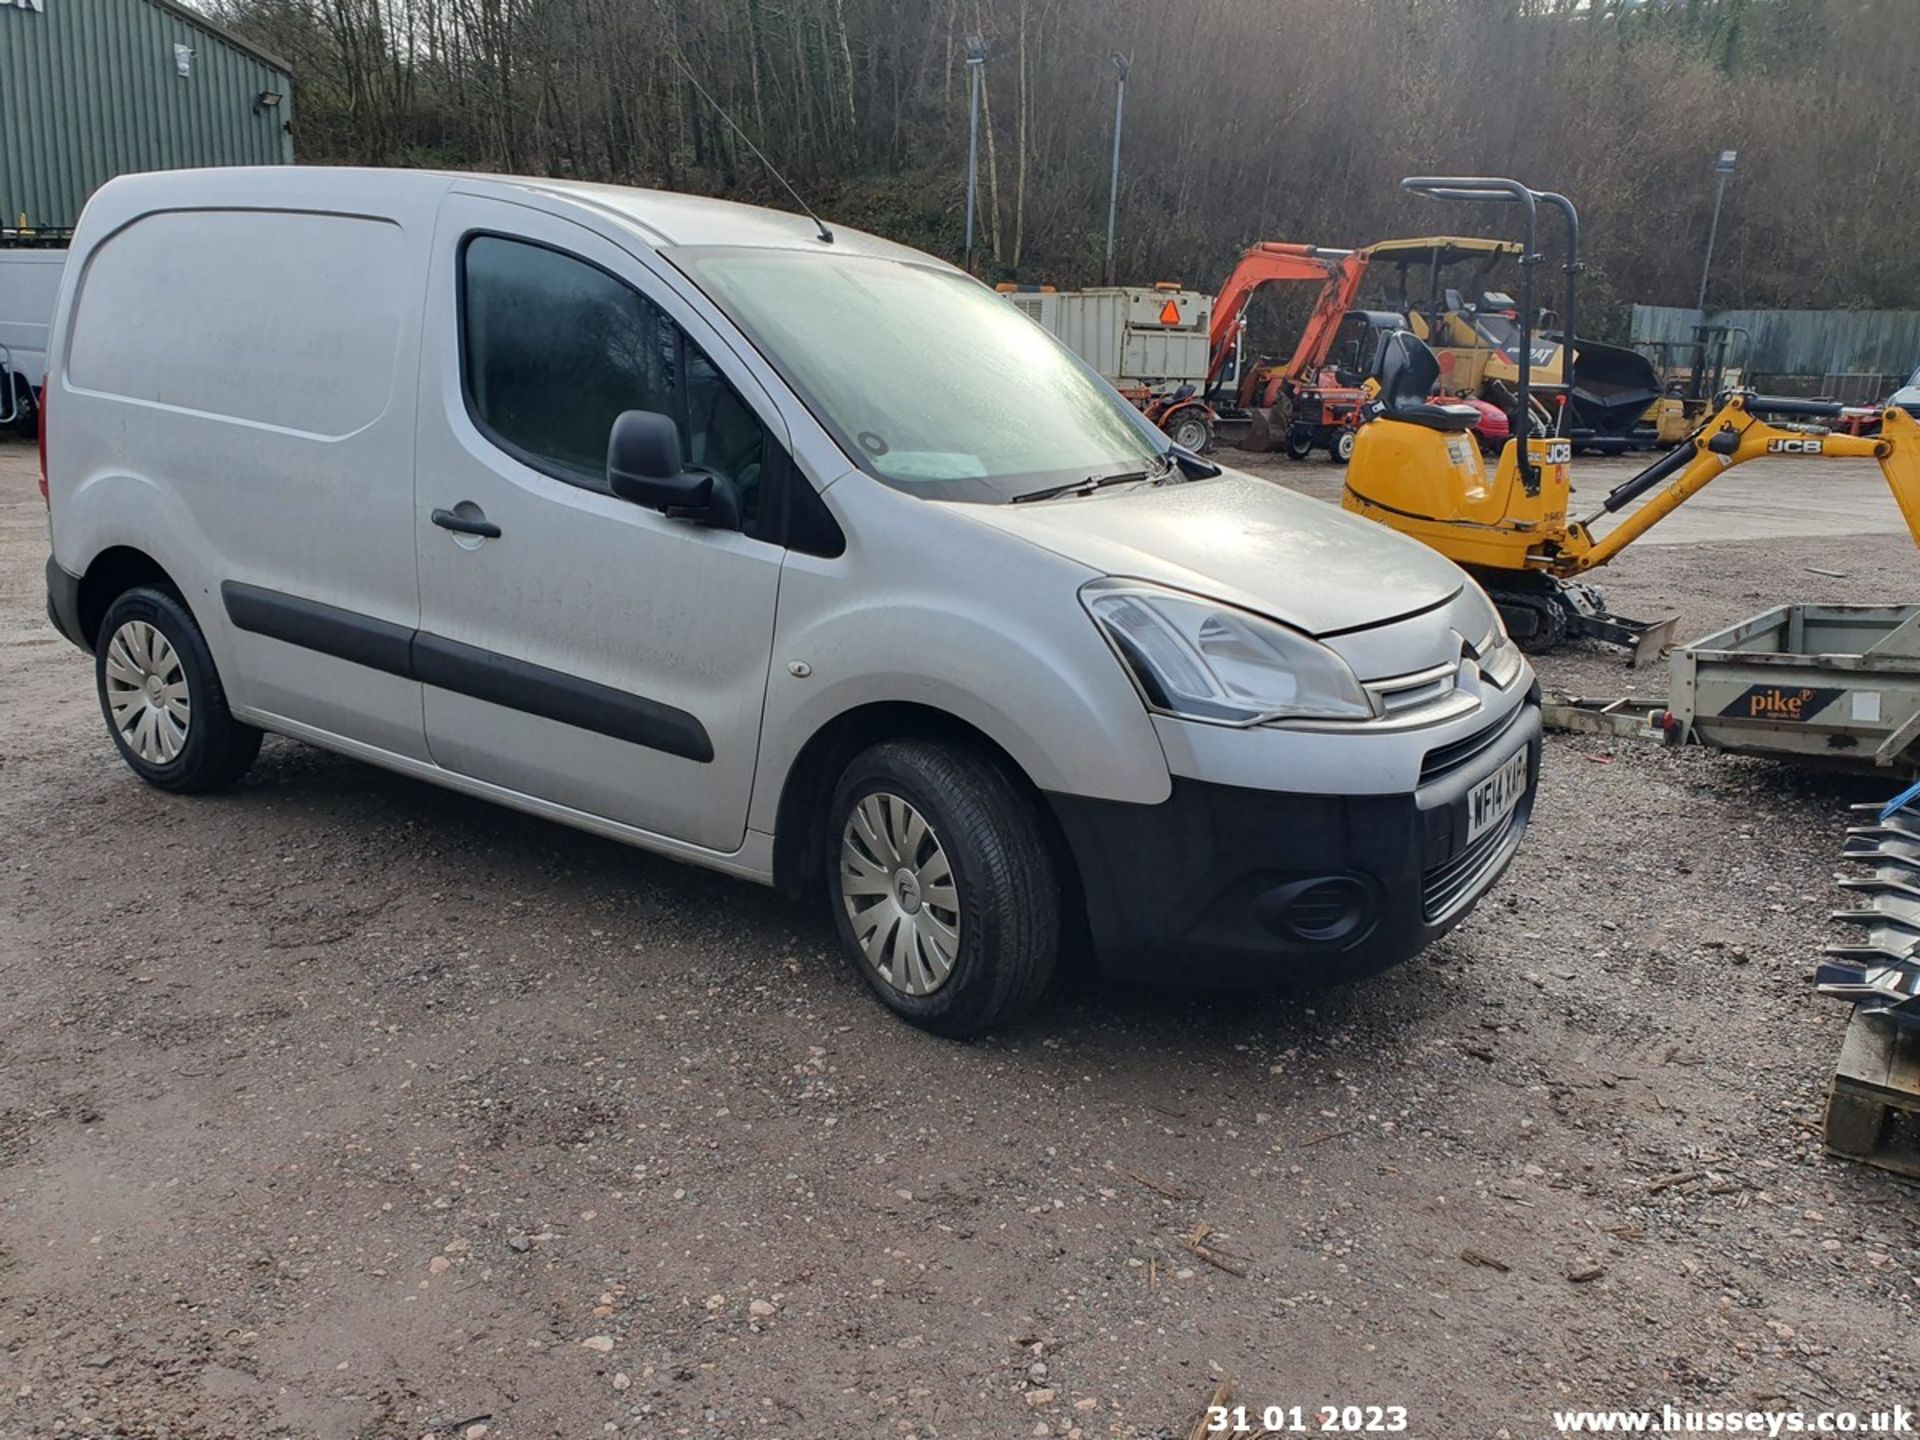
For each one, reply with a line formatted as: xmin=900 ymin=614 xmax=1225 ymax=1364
xmin=0 ymin=244 xmax=64 ymax=435
xmin=41 ymin=167 xmax=1540 ymax=1035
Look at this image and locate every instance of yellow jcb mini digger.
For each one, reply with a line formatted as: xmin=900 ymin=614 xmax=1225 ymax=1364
xmin=1339 ymin=177 xmax=1920 ymax=659
xmin=1344 ymin=338 xmax=1920 ymax=655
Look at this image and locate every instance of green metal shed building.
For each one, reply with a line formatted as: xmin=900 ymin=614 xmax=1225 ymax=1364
xmin=1 ymin=0 xmax=294 ymax=233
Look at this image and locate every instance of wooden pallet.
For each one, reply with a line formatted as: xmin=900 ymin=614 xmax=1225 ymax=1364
xmin=1825 ymin=1007 xmax=1920 ymax=1178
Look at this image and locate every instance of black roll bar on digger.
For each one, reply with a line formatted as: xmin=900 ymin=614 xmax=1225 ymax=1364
xmin=1401 ymin=176 xmax=1583 ymax=495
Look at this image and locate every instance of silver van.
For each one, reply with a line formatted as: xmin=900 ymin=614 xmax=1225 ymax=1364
xmin=41 ymin=167 xmax=1540 ymax=1034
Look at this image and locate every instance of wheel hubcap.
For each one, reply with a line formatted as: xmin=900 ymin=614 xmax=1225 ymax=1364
xmin=104 ymin=619 xmax=191 ymax=764
xmin=839 ymin=792 xmax=961 ymax=997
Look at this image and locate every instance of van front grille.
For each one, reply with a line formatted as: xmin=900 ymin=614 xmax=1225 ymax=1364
xmin=1363 ymin=655 xmax=1464 ymax=719
xmin=1420 ymin=702 xmax=1523 ymax=788
xmin=1422 ymin=807 xmax=1522 ymax=922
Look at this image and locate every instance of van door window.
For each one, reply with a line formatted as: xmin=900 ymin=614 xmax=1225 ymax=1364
xmin=460 ymin=234 xmax=766 ymax=524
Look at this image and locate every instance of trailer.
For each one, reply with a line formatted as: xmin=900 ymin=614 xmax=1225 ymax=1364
xmin=1667 ymin=603 xmax=1920 ymax=774
xmin=1003 ymin=283 xmax=1216 ymax=450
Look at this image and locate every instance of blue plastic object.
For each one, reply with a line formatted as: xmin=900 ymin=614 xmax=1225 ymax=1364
xmin=1880 ymin=779 xmax=1920 ymax=822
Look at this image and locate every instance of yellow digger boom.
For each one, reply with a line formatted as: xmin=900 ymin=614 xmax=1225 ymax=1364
xmin=1561 ymin=399 xmax=1920 ymax=572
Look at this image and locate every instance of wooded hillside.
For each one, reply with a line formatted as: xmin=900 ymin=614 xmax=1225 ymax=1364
xmin=205 ymin=0 xmax=1920 ymax=337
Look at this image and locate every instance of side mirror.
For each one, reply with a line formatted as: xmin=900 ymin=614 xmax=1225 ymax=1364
xmin=606 ymin=409 xmax=740 ymax=528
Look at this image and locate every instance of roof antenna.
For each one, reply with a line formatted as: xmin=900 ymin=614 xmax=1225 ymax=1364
xmin=674 ymin=58 xmax=834 ymax=244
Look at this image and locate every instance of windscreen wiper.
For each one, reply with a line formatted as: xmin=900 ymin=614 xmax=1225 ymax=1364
xmin=1010 ymin=454 xmax=1175 ymax=505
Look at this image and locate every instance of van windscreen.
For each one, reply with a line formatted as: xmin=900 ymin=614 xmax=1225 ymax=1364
xmin=676 ymin=249 xmax=1164 ymax=503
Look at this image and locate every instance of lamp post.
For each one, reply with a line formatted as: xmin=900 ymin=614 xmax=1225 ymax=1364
xmin=1105 ymin=52 xmax=1129 ymax=285
xmin=964 ymin=34 xmax=989 ymax=271
xmin=1695 ymin=149 xmax=1737 ymax=315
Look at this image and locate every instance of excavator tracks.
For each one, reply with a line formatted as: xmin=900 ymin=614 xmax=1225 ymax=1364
xmin=1476 ymin=572 xmax=1678 ymax=667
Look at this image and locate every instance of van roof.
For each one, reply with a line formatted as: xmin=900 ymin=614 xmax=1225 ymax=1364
xmin=86 ymin=166 xmax=936 ymax=266
xmin=507 ymin=177 xmax=920 ymax=257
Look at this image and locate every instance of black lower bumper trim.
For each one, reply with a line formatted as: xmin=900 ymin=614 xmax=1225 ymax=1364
xmin=1047 ymin=700 xmax=1541 ymax=987
xmin=45 ymin=555 xmax=85 ymax=650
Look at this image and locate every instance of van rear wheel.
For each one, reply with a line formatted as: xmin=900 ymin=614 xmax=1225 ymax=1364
xmin=96 ymin=586 xmax=261 ymax=793
xmin=827 ymin=739 xmax=1058 ymax=1037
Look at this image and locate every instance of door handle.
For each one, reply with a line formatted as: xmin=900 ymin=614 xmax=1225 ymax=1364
xmin=431 ymin=507 xmax=502 ymax=539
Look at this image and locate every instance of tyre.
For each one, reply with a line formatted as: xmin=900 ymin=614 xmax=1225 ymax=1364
xmin=827 ymin=738 xmax=1059 ymax=1037
xmin=1283 ymin=426 xmax=1317 ymax=461
xmin=96 ymin=586 xmax=262 ymax=793
xmin=1328 ymin=427 xmax=1357 ymax=464
xmin=1166 ymin=408 xmax=1213 ymax=454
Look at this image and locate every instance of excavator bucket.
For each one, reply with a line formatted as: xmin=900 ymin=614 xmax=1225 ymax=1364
xmin=1563 ymin=610 xmax=1677 ymax=668
xmin=1554 ymin=581 xmax=1678 ymax=667
xmin=1552 ymin=334 xmax=1663 ymax=445
xmin=1629 ymin=614 xmax=1680 ymax=669
xmin=1236 ymin=406 xmax=1275 ymax=453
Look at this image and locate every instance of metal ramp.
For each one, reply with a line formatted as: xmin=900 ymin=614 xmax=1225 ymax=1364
xmin=1820 ymin=793 xmax=1920 ymax=1175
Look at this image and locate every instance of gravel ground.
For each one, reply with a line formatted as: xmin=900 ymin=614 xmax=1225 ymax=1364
xmin=2 ymin=438 xmax=1916 ymax=1439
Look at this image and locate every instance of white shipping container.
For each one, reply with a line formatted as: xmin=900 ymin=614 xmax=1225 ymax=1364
xmin=1007 ymin=285 xmax=1212 ymax=388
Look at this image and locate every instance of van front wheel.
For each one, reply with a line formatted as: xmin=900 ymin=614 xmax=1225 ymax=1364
xmin=827 ymin=739 xmax=1059 ymax=1037
xmin=96 ymin=586 xmax=262 ymax=793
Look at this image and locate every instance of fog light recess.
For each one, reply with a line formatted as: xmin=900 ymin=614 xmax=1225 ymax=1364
xmin=1262 ymin=875 xmax=1371 ymax=945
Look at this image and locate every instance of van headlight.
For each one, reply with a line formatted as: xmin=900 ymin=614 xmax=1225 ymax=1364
xmin=1080 ymin=578 xmax=1376 ymax=724
xmin=1477 ymin=625 xmax=1526 ymax=689
xmin=1462 ymin=585 xmax=1525 ymax=689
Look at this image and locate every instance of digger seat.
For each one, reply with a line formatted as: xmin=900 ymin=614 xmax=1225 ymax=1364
xmin=1374 ymin=330 xmax=1481 ymax=433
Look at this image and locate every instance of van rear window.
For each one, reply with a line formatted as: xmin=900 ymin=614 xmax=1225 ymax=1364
xmin=66 ymin=210 xmax=405 ymax=438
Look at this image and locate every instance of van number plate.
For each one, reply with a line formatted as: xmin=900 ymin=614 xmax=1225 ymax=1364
xmin=1467 ymin=748 xmax=1529 ymax=844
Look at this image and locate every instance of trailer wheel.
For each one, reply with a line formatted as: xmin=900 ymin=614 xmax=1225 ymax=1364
xmin=1283 ymin=427 xmax=1317 ymax=461
xmin=1166 ymin=407 xmax=1212 ymax=454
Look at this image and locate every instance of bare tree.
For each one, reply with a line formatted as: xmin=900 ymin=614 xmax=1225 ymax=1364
xmin=207 ymin=0 xmax=1920 ymax=317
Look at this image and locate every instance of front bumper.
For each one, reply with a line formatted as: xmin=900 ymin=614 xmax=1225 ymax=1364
xmin=1047 ymin=695 xmax=1541 ymax=987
